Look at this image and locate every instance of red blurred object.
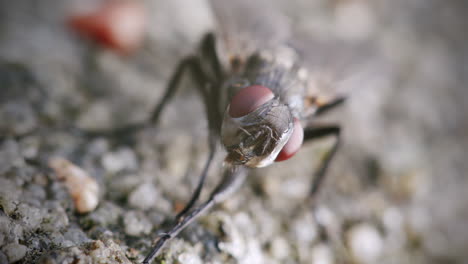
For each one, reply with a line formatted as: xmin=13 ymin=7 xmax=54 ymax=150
xmin=68 ymin=0 xmax=146 ymax=55
xmin=275 ymin=118 xmax=303 ymax=162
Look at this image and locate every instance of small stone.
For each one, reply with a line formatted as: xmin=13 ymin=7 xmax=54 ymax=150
xmin=383 ymin=208 xmax=403 ymax=231
xmin=76 ymin=101 xmax=114 ymax=131
xmin=0 ymin=139 xmax=24 ymax=174
xmin=107 ymin=173 xmax=141 ymax=199
xmin=88 ymin=239 xmax=132 ymax=264
xmin=0 ymin=250 xmax=7 ymax=264
xmin=347 ymin=223 xmax=383 ymax=264
xmin=63 ymin=228 xmax=91 ymax=245
xmin=162 ymin=133 xmax=192 ymax=180
xmin=0 ymin=233 xmax=5 ymax=247
xmin=311 ymin=243 xmax=334 ymax=264
xmin=22 ymin=184 xmax=47 ymax=207
xmin=280 ymin=178 xmax=309 ymax=200
xmin=128 ymin=182 xmax=159 ymax=210
xmin=0 ymin=194 xmax=18 ymax=215
xmin=101 ymin=148 xmax=138 ymax=174
xmin=269 ymin=237 xmax=290 ymax=260
xmin=315 ymin=206 xmax=340 ymax=236
xmin=19 ymin=136 xmax=40 ymax=160
xmin=42 ymin=203 xmax=69 ymax=232
xmin=215 ymin=213 xmax=246 ymax=258
xmin=177 ymin=252 xmax=203 ymax=264
xmin=0 ymin=102 xmax=38 ymax=136
xmin=2 ymin=243 xmax=27 ymax=263
xmin=123 ymin=211 xmax=152 ymax=236
xmin=0 ymin=214 xmax=12 ymax=237
xmin=85 ymin=202 xmax=122 ymax=228
xmin=8 ymin=222 xmax=24 ymax=244
xmin=239 ymin=240 xmax=265 ymax=264
xmin=212 ymin=212 xmax=265 ymax=264
xmin=16 ymin=203 xmax=43 ymax=231
xmin=291 ymin=212 xmax=318 ymax=244
xmin=50 ymin=231 xmax=66 ymax=246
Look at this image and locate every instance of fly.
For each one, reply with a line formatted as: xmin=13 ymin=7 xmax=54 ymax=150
xmin=133 ymin=1 xmax=348 ymax=263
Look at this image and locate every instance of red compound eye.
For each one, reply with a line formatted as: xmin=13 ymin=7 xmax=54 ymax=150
xmin=275 ymin=118 xmax=303 ymax=162
xmin=68 ymin=0 xmax=146 ymax=55
xmin=229 ymin=85 xmax=274 ymax=118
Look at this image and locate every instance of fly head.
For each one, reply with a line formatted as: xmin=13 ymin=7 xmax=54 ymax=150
xmin=221 ymin=85 xmax=294 ymax=168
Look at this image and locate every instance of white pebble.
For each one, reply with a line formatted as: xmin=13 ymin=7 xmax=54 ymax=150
xmin=49 ymin=157 xmax=99 ymax=213
xmin=163 ymin=133 xmax=192 ymax=179
xmin=292 ymin=213 xmax=318 ymax=243
xmin=89 ymin=239 xmax=132 ymax=264
xmin=281 ymin=178 xmax=309 ymax=200
xmin=177 ymin=252 xmax=202 ymax=264
xmin=128 ymin=182 xmax=159 ymax=210
xmin=101 ymin=148 xmax=138 ymax=174
xmin=347 ymin=223 xmax=383 ymax=264
xmin=383 ymin=207 xmax=403 ymax=232
xmin=269 ymin=237 xmax=290 ymax=260
xmin=16 ymin=204 xmax=43 ymax=231
xmin=123 ymin=211 xmax=152 ymax=236
xmin=2 ymin=243 xmax=27 ymax=263
xmin=311 ymin=243 xmax=334 ymax=264
xmin=214 ymin=212 xmax=266 ymax=264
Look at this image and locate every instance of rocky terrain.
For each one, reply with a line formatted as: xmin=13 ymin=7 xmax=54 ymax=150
xmin=0 ymin=0 xmax=467 ymax=263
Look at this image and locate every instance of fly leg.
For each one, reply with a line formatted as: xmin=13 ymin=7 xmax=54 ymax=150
xmin=144 ymin=33 xmax=230 ymax=262
xmin=302 ymin=125 xmax=352 ymax=262
xmin=175 ymin=133 xmax=216 ymax=220
xmin=78 ymin=32 xmax=223 ymax=139
xmin=196 ymin=32 xmax=225 ymax=133
xmin=303 ymin=125 xmax=341 ymax=200
xmin=174 ymin=32 xmax=226 ymax=217
xmin=75 ymin=55 xmax=207 ymax=139
xmin=314 ymin=96 xmax=346 ymax=116
xmin=306 ymin=94 xmax=345 ymax=198
xmin=143 ymin=166 xmax=247 ymax=264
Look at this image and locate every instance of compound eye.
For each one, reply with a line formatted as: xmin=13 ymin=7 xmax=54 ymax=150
xmin=229 ymin=85 xmax=274 ymax=118
xmin=275 ymin=118 xmax=303 ymax=162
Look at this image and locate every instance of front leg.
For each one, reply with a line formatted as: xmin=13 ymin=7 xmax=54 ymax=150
xmin=77 ymin=55 xmax=206 ymax=139
xmin=303 ymin=125 xmax=341 ymax=200
xmin=143 ymin=166 xmax=248 ymax=264
xmin=302 ymin=124 xmax=353 ymax=263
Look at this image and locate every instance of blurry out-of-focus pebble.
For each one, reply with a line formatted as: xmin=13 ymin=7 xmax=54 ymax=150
xmin=2 ymin=242 xmax=28 ymax=263
xmin=127 ymin=182 xmax=158 ymax=210
xmin=123 ymin=211 xmax=152 ymax=236
xmin=101 ymin=147 xmax=138 ymax=174
xmin=89 ymin=239 xmax=132 ymax=264
xmin=311 ymin=243 xmax=334 ymax=264
xmin=269 ymin=236 xmax=290 ymax=260
xmin=68 ymin=0 xmax=146 ymax=55
xmin=177 ymin=252 xmax=203 ymax=264
xmin=49 ymin=157 xmax=99 ymax=213
xmin=347 ymin=223 xmax=383 ymax=264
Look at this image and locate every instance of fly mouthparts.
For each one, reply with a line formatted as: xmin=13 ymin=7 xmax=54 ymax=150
xmin=223 ymin=151 xmax=245 ymax=167
xmin=223 ymin=155 xmax=236 ymax=167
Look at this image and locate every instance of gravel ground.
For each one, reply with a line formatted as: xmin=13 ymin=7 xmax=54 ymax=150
xmin=0 ymin=0 xmax=467 ymax=264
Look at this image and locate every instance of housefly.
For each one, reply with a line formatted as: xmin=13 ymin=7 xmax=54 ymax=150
xmin=139 ymin=0 xmax=366 ymax=262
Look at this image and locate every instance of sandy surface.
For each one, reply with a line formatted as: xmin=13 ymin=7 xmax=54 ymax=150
xmin=0 ymin=0 xmax=467 ymax=263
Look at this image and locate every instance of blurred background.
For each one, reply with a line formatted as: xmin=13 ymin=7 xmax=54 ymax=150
xmin=0 ymin=0 xmax=467 ymax=263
